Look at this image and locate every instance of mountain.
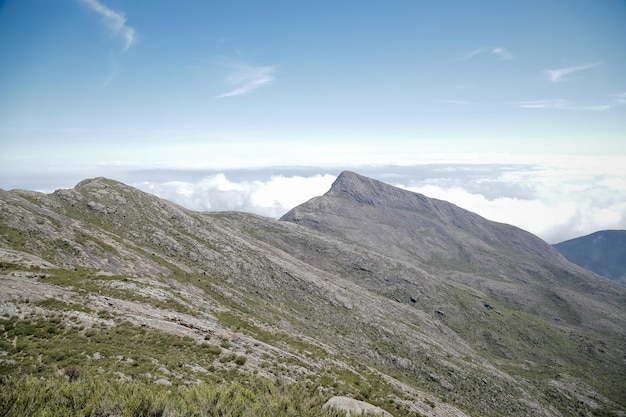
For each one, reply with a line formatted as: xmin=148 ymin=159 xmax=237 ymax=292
xmin=280 ymin=171 xmax=620 ymax=324
xmin=553 ymin=230 xmax=626 ymax=287
xmin=1 ymin=172 xmax=625 ymax=417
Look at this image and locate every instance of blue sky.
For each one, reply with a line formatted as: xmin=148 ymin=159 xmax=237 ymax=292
xmin=1 ymin=0 xmax=625 ymax=243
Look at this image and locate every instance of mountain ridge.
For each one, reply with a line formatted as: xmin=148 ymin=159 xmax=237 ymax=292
xmin=1 ymin=172 xmax=625 ymax=416
xmin=553 ymin=229 xmax=626 ymax=287
xmin=281 ymin=171 xmax=589 ymax=288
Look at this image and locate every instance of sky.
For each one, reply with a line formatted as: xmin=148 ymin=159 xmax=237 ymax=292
xmin=0 ymin=0 xmax=625 ymax=244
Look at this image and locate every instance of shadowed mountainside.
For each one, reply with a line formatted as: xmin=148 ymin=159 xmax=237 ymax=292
xmin=553 ymin=230 xmax=626 ymax=287
xmin=1 ymin=172 xmax=625 ymax=416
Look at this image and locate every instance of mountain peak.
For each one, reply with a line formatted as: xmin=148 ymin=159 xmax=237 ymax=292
xmin=326 ymin=170 xmax=429 ymax=209
xmin=327 ymin=171 xmax=382 ymax=205
xmin=282 ymin=171 xmax=566 ymax=266
xmin=330 ymin=170 xmax=367 ymax=188
xmin=74 ymin=177 xmax=125 ymax=190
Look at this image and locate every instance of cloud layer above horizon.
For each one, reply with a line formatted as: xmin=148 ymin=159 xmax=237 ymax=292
xmin=134 ymin=173 xmax=335 ymax=219
xmin=127 ymin=159 xmax=626 ymax=244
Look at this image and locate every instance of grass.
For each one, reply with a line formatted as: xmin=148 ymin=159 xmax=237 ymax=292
xmin=34 ymin=297 xmax=93 ymax=313
xmin=0 ymin=310 xmax=422 ymax=417
xmin=35 ymin=267 xmax=197 ymax=317
xmin=73 ymin=230 xmax=121 ymax=257
xmin=215 ymin=311 xmax=329 ymax=359
xmin=0 ymin=224 xmax=29 ymax=252
xmin=0 ymin=314 xmax=221 ymax=382
xmin=0 ymin=372 xmax=348 ymax=417
xmin=0 ymin=286 xmax=431 ymax=417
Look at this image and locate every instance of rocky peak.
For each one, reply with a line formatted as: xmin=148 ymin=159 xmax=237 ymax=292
xmin=326 ymin=171 xmax=430 ymax=209
xmin=74 ymin=177 xmax=107 ymax=189
xmin=326 ymin=171 xmax=381 ymax=204
xmin=282 ymin=171 xmax=568 ymax=268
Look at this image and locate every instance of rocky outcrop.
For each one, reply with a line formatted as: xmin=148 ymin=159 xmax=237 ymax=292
xmin=323 ymin=396 xmax=393 ymax=417
xmin=0 ymin=248 xmax=57 ymax=269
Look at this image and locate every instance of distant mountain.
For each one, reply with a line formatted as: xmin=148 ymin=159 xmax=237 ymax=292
xmin=553 ymin=230 xmax=626 ymax=287
xmin=1 ymin=172 xmax=625 ymax=416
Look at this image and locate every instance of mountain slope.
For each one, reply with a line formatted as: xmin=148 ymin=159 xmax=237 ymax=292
xmin=553 ymin=230 xmax=626 ymax=287
xmin=1 ymin=174 xmax=625 ymax=416
xmin=280 ymin=171 xmax=623 ymax=328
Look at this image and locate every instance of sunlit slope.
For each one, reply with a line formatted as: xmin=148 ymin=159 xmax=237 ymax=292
xmin=1 ymin=174 xmax=624 ymax=416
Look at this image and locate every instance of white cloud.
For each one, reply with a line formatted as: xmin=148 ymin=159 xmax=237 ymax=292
xmin=544 ymin=62 xmax=601 ymax=83
xmin=6 ymin=138 xmax=623 ymax=245
xmin=440 ymin=99 xmax=471 ymax=105
xmin=490 ymin=47 xmax=513 ymax=60
xmin=615 ymin=92 xmax=626 ymax=104
xmin=453 ymin=49 xmax=484 ymax=62
xmin=216 ymin=61 xmax=276 ymax=98
xmin=520 ymin=99 xmax=566 ymax=109
xmin=128 ymin=156 xmax=626 ymax=244
xmin=134 ymin=173 xmax=335 ymax=218
xmin=399 ymin=184 xmax=579 ymax=241
xmin=79 ymin=0 xmax=136 ymax=52
xmin=452 ymin=47 xmax=513 ymax=62
xmin=520 ymin=99 xmax=611 ymax=111
xmin=393 ymin=158 xmax=626 ymax=243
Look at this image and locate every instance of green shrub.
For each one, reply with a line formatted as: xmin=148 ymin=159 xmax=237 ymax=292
xmin=205 ymin=344 xmax=222 ymax=355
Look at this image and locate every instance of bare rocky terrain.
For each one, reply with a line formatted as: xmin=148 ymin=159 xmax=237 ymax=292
xmin=1 ymin=171 xmax=625 ymax=416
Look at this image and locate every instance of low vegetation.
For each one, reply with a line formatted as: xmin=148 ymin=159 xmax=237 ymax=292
xmin=0 ymin=373 xmax=346 ymax=417
xmin=0 ymin=305 xmax=421 ymax=417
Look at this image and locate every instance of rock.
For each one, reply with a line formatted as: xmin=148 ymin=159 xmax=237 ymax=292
xmin=115 ymin=371 xmax=131 ymax=382
xmin=323 ymin=396 xmax=393 ymax=417
xmin=154 ymin=378 xmax=172 ymax=386
xmin=87 ymin=200 xmax=117 ymax=215
xmin=0 ymin=248 xmax=57 ymax=269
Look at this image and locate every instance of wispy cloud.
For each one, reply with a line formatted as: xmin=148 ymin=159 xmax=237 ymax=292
xmin=615 ymin=92 xmax=626 ymax=104
xmin=544 ymin=62 xmax=601 ymax=83
xmin=79 ymin=0 xmax=135 ymax=52
xmin=452 ymin=47 xmax=513 ymax=62
xmin=453 ymin=49 xmax=484 ymax=62
xmin=216 ymin=61 xmax=276 ymax=98
xmin=490 ymin=47 xmax=514 ymax=60
xmin=520 ymin=99 xmax=610 ymax=111
xmin=440 ymin=99 xmax=471 ymax=105
xmin=96 ymin=60 xmax=120 ymax=90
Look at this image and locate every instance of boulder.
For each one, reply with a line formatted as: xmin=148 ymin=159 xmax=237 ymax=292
xmin=323 ymin=396 xmax=393 ymax=417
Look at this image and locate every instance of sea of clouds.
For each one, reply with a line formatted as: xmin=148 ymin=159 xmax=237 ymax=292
xmin=3 ymin=156 xmax=623 ymax=245
xmin=126 ymin=160 xmax=626 ymax=244
xmin=134 ymin=172 xmax=336 ymax=219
